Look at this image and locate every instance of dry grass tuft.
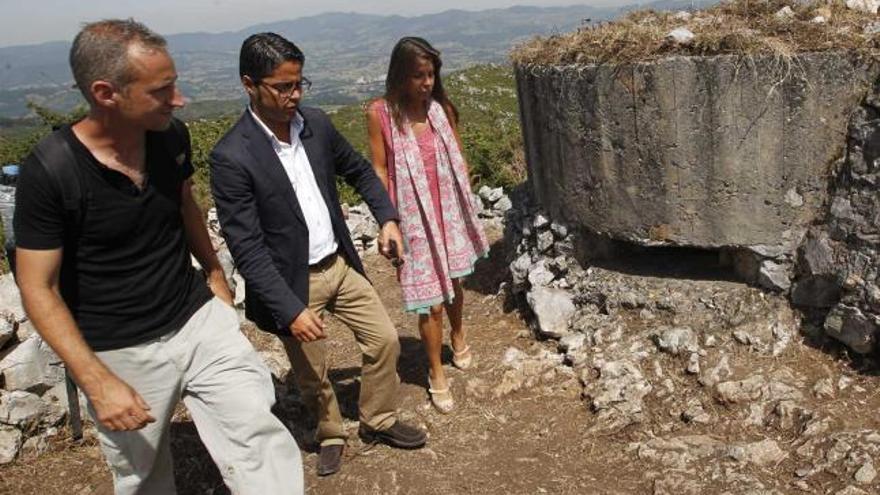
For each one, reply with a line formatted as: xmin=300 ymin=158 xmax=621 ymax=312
xmin=511 ymin=0 xmax=880 ymax=66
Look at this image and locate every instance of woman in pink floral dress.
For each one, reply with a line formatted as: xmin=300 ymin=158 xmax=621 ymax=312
xmin=367 ymin=37 xmax=489 ymax=413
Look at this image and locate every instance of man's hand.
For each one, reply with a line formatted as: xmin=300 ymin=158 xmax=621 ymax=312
xmin=378 ymin=221 xmax=404 ymax=262
xmin=207 ymin=270 xmax=234 ymax=306
xmin=289 ymin=308 xmax=326 ymax=342
xmin=88 ymin=374 xmax=156 ymax=431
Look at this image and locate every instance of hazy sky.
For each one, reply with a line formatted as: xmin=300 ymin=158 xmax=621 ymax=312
xmin=0 ymin=0 xmax=633 ymax=48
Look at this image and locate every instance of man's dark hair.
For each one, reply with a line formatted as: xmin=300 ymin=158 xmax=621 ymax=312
xmin=239 ymin=32 xmax=305 ymax=81
xmin=70 ymin=19 xmax=167 ymax=105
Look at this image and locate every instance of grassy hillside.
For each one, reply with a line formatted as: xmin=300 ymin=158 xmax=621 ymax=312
xmin=0 ymin=64 xmax=523 ymax=210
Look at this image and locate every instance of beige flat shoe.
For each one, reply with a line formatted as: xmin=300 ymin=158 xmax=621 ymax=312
xmin=452 ymin=345 xmax=473 ymax=370
xmin=428 ymin=377 xmax=455 ymax=414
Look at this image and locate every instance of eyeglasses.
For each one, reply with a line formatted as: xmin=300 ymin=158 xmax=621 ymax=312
xmin=259 ymin=77 xmax=312 ymax=101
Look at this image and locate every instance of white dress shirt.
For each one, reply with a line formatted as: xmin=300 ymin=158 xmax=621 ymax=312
xmin=249 ymin=107 xmax=338 ymax=264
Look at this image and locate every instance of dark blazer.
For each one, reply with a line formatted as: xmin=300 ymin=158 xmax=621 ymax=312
xmin=210 ymin=106 xmax=398 ymax=335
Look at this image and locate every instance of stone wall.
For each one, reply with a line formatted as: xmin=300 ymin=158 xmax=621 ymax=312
xmin=793 ymin=78 xmax=880 ymax=354
xmin=0 ymin=280 xmax=75 ymax=464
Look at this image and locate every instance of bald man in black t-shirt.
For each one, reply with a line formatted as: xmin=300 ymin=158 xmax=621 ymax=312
xmin=13 ymin=20 xmax=302 ymax=495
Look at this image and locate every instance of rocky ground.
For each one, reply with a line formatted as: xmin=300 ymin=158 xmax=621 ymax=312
xmin=2 ymin=220 xmax=880 ymax=494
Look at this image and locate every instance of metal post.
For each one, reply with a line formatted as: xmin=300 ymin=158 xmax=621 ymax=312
xmin=65 ymin=368 xmax=83 ymax=442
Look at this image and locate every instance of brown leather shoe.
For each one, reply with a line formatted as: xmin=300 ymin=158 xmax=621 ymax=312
xmin=358 ymin=421 xmax=427 ymax=449
xmin=316 ymin=444 xmax=344 ymax=476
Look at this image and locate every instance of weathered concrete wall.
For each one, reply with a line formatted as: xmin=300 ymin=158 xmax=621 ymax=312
xmin=516 ymin=52 xmax=880 ymax=251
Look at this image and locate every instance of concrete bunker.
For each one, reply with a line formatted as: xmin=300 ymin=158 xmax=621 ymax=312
xmin=512 ymin=3 xmax=880 ymax=354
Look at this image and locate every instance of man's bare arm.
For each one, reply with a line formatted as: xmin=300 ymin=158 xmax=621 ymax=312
xmin=180 ymin=178 xmax=233 ymax=305
xmin=15 ymin=247 xmax=155 ymax=431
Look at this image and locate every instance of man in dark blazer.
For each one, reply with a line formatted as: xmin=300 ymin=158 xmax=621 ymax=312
xmin=210 ymin=33 xmax=426 ymax=477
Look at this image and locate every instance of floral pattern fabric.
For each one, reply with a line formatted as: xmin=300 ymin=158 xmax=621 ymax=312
xmin=373 ymin=99 xmax=490 ymax=313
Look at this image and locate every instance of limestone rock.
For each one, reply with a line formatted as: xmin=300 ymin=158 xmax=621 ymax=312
xmin=812 ymin=378 xmax=836 ymax=399
xmin=558 ymin=333 xmax=587 ymax=353
xmin=652 ymin=475 xmax=702 ymax=495
xmin=257 ymin=347 xmax=291 ymax=381
xmin=501 ymin=347 xmax=528 ymax=369
xmin=232 ymin=273 xmax=246 ymax=307
xmin=550 ymin=222 xmax=568 ymax=239
xmin=716 ymin=375 xmax=767 ymax=404
xmin=0 ymin=426 xmax=21 ymax=464
xmin=836 ymin=487 xmax=869 ymax=495
xmin=636 ymin=435 xmax=722 ymax=469
xmin=19 ymin=433 xmax=49 ymax=460
xmin=793 ymin=229 xmax=841 ymax=307
xmin=758 ymin=260 xmax=791 ymax=292
xmin=532 ymin=213 xmax=550 ymax=229
xmin=854 ymin=460 xmax=876 ymax=484
xmin=583 ymin=359 xmax=652 ymax=422
xmin=824 ymin=304 xmax=878 ymax=354
xmin=510 ymin=252 xmax=532 ymax=290
xmin=527 ymin=260 xmax=554 ymax=288
xmin=215 ymin=243 xmax=236 ymax=288
xmin=0 ymin=336 xmax=55 ymax=392
xmin=0 ymin=316 xmax=13 ymax=349
xmin=666 ymin=27 xmax=695 ymax=45
xmin=494 ymin=195 xmax=513 ymax=213
xmin=479 ymin=186 xmax=504 ymax=204
xmin=726 ymin=439 xmax=786 ymax=466
xmin=686 ymin=353 xmax=700 ymax=375
xmin=0 ymin=390 xmax=46 ymax=428
xmin=652 ymin=327 xmax=698 ymax=356
xmin=775 ymin=6 xmax=795 ymax=20
xmin=345 ymin=204 xmax=379 ymax=242
xmin=798 ymin=229 xmax=837 ymax=275
xmin=14 ymin=320 xmax=35 ymax=342
xmin=783 ymin=187 xmax=804 ymax=207
xmin=494 ymin=348 xmax=563 ymax=397
xmin=681 ymin=399 xmax=712 ymax=424
xmin=846 ymin=0 xmax=880 ymax=14
xmin=699 ymin=354 xmax=731 ymax=388
xmin=527 ymin=287 xmax=575 ymax=338
xmin=0 ymin=274 xmax=24 ymax=322
xmin=39 ymin=382 xmax=70 ymax=427
xmin=537 ymin=230 xmax=554 ymax=253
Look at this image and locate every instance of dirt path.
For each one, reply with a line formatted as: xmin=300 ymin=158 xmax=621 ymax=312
xmin=4 ymin=228 xmax=880 ymax=494
xmin=1 ymin=232 xmax=609 ymax=494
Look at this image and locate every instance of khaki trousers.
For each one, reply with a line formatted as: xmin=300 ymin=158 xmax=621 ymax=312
xmin=280 ymin=254 xmax=400 ymax=446
xmin=92 ymin=297 xmax=303 ymax=495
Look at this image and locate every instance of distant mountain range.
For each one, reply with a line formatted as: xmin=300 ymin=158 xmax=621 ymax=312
xmin=0 ymin=0 xmax=712 ymax=120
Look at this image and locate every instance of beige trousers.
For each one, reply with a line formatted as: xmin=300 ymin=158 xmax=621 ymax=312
xmin=280 ymin=254 xmax=400 ymax=446
xmin=92 ymin=297 xmax=303 ymax=495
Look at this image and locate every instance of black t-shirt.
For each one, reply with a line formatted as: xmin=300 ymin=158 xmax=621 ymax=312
xmin=13 ymin=124 xmax=213 ymax=351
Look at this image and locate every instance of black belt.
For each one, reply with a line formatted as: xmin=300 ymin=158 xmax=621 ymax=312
xmin=309 ymin=251 xmax=338 ymax=271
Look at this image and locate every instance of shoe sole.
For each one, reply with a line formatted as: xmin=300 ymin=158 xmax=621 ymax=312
xmin=358 ymin=430 xmax=426 ymax=449
xmin=316 ymin=446 xmax=344 ymax=476
xmin=317 ymin=467 xmax=340 ymax=477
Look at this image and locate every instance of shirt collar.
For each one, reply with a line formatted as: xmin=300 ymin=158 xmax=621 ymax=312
xmin=248 ymin=106 xmax=304 ymax=149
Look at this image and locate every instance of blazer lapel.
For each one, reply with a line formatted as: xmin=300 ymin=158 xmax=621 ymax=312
xmin=241 ymin=112 xmax=306 ymax=227
xmin=299 ymin=114 xmax=336 ymax=211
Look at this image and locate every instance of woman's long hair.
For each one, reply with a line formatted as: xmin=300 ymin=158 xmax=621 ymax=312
xmin=384 ymin=36 xmax=459 ymax=130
